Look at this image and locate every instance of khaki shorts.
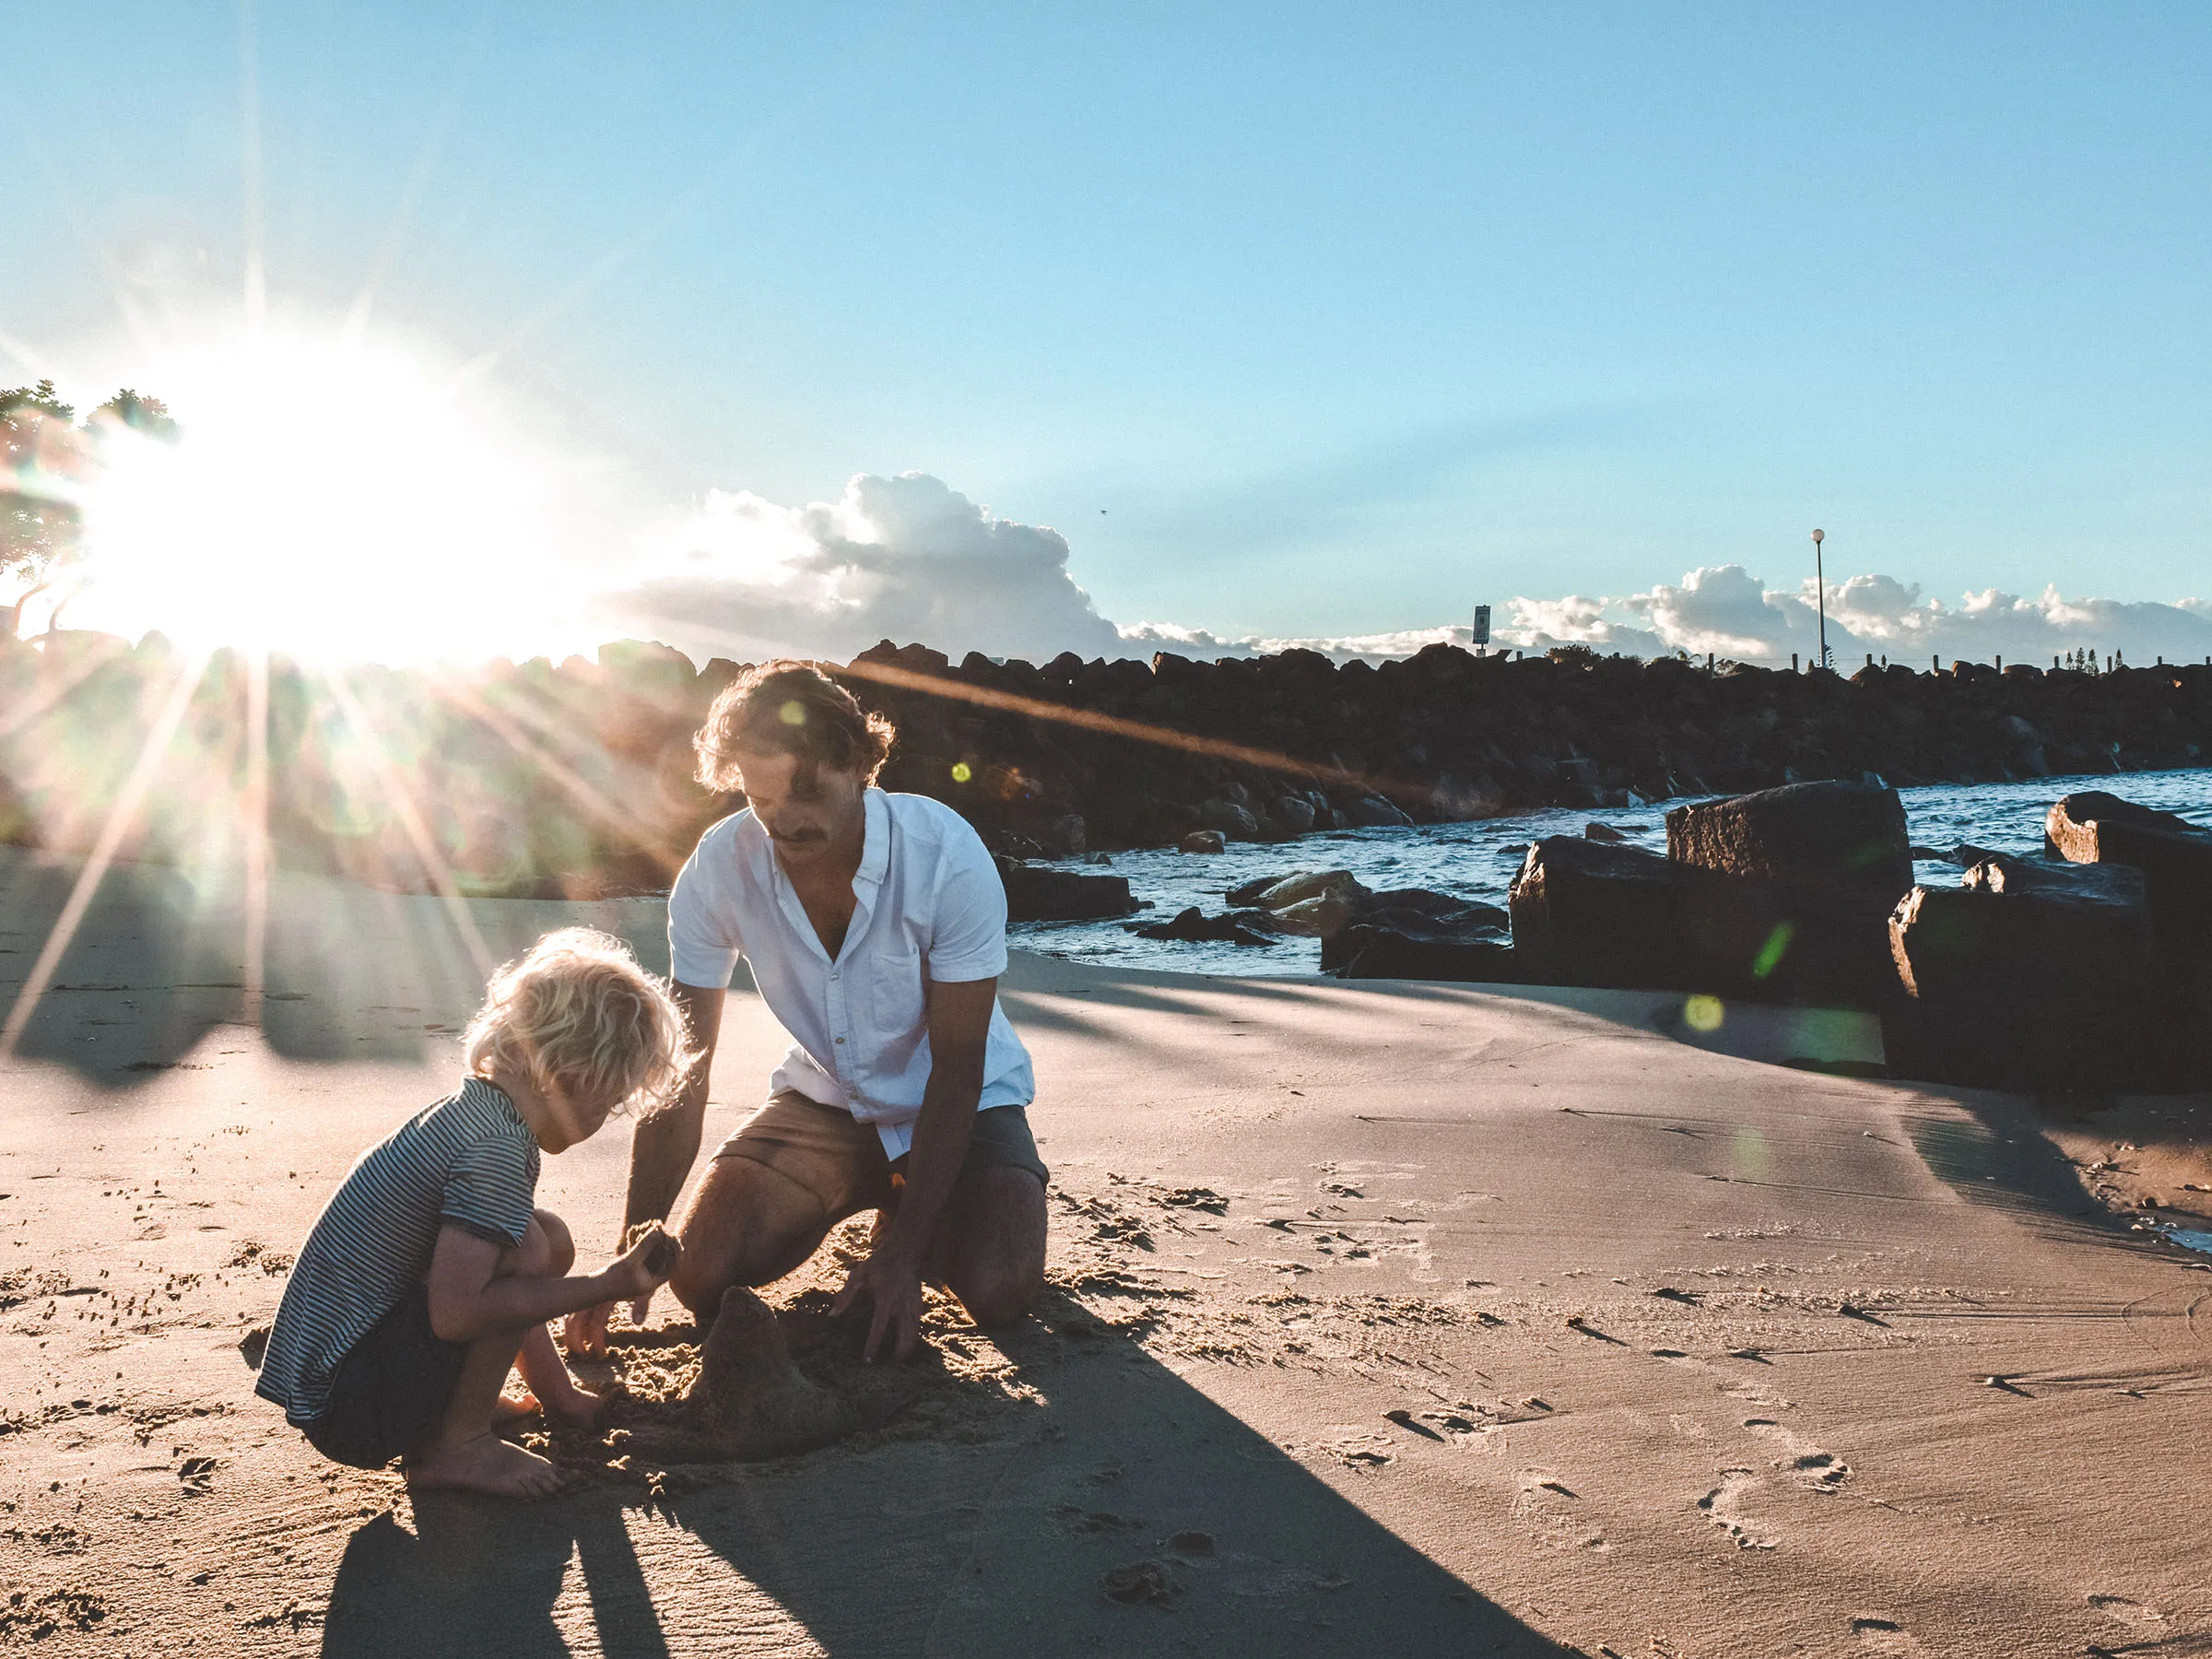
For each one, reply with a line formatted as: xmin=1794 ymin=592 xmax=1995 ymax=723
xmin=713 ymin=1090 xmax=1048 ymax=1221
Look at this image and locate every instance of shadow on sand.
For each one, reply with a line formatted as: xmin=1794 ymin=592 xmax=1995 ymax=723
xmin=0 ymin=847 xmax=687 ymax=1077
xmin=320 ymin=1283 xmax=1577 ymax=1657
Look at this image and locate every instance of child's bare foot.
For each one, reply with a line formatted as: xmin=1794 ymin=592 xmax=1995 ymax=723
xmin=406 ymin=1432 xmax=569 ymax=1500
xmin=537 ymin=1381 xmax=606 ymax=1430
xmin=492 ymin=1389 xmax=543 ymax=1429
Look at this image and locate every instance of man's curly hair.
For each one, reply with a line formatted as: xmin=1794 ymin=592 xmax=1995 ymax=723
xmin=693 ymin=660 xmax=895 ymax=793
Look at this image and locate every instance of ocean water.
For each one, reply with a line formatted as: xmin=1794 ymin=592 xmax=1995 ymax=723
xmin=1010 ymin=767 xmax=2212 ymax=978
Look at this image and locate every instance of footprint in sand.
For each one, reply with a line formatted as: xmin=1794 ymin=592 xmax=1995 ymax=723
xmin=1513 ymin=1467 xmax=1608 ymax=1553
xmin=1851 ymin=1615 xmax=1926 ymax=1653
xmin=1697 ymin=1468 xmax=1776 ymax=1550
xmin=1385 ymin=1405 xmax=1489 ymax=1443
xmin=1310 ymin=1429 xmax=1396 ymax=1469
xmin=2087 ymin=1593 xmax=2165 ymax=1629
xmin=1740 ymin=1418 xmax=1852 ymax=1493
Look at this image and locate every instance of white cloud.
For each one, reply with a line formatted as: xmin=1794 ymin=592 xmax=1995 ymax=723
xmin=603 ymin=471 xmax=2212 ymax=673
xmin=605 ymin=472 xmax=1122 ymax=665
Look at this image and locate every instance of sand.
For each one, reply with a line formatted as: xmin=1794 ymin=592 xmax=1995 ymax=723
xmin=3 ymin=841 xmax=2209 ymax=1657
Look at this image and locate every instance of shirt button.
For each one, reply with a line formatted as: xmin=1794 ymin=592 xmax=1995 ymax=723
xmin=835 ymin=1036 xmax=846 ymax=1044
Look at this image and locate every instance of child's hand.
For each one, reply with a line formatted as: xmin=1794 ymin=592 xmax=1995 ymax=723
xmin=605 ymin=1226 xmax=681 ymax=1303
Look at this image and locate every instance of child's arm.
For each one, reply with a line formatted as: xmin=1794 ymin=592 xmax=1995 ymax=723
xmin=425 ymin=1225 xmax=671 ymax=1344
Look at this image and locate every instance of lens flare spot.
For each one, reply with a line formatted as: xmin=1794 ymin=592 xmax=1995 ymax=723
xmin=779 ymin=700 xmax=807 ymax=726
xmin=1751 ymin=922 xmax=1795 ymax=982
xmin=1684 ymin=994 xmax=1724 ymax=1033
xmin=949 ymin=761 xmax=972 ymax=783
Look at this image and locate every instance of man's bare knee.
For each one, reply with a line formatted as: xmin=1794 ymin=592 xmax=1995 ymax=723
xmin=944 ymin=1167 xmax=1046 ymax=1328
xmin=956 ymin=1269 xmax=1040 ymax=1330
xmin=670 ymin=1155 xmax=833 ymax=1313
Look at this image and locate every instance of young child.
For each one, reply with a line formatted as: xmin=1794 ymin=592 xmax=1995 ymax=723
xmin=256 ymin=927 xmax=696 ymax=1500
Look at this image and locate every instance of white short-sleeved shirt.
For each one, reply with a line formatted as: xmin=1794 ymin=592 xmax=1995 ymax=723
xmin=669 ymin=789 xmax=1035 ymax=1159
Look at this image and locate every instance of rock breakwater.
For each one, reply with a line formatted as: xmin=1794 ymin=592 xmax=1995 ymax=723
xmin=0 ymin=629 xmax=2206 ymax=902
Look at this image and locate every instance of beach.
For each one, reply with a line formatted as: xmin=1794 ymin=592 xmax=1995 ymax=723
xmin=5 ymin=843 xmax=2210 ymax=1657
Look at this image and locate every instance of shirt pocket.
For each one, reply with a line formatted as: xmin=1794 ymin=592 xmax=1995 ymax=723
xmin=865 ymin=945 xmax=927 ymax=1037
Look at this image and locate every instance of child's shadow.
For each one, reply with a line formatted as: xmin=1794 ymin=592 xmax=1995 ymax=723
xmin=323 ymin=1497 xmax=671 ymax=1659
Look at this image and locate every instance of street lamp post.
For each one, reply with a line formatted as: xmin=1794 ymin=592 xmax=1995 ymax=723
xmin=1811 ymin=528 xmax=1829 ymax=670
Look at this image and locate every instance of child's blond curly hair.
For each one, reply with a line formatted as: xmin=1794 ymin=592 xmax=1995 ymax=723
xmin=461 ymin=928 xmax=695 ymax=1115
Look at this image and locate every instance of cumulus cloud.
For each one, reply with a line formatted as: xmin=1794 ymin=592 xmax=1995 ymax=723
xmin=604 ymin=472 xmax=1122 ymax=665
xmin=602 ymin=470 xmax=2212 ymax=673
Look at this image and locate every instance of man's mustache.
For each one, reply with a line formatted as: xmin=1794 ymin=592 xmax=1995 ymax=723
xmin=769 ymin=827 xmax=828 ymax=844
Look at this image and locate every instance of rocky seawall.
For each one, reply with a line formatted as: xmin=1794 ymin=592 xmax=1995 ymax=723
xmin=849 ymin=639 xmax=2209 ymax=857
xmin=0 ymin=629 xmax=2206 ymax=900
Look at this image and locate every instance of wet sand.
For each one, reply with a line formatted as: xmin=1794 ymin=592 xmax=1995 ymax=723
xmin=3 ymin=843 xmax=2210 ymax=1657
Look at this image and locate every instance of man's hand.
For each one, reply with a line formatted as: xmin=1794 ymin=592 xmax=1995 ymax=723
xmin=830 ymin=1241 xmax=926 ymax=1364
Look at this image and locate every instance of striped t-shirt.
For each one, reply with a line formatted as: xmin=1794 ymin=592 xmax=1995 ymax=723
xmin=255 ymin=1077 xmax=542 ymax=1426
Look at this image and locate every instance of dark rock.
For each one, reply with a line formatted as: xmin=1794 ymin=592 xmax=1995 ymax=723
xmin=1178 ymin=830 xmax=1226 ymax=854
xmin=2047 ymin=792 xmax=2212 ymax=935
xmin=1507 ymin=836 xmax=1682 ymax=989
xmin=851 ymin=638 xmax=951 ymax=677
xmin=1886 ymin=854 xmax=2166 ymax=1088
xmin=1325 ymin=925 xmax=1522 ymax=982
xmin=1666 ymin=782 xmax=1912 ymax=913
xmin=1584 ymin=821 xmax=1627 ymax=842
xmin=1323 ymin=886 xmax=1511 ymax=975
xmin=1665 ymin=782 xmax=1915 ymax=1006
xmin=1430 ymin=772 xmax=1505 ymax=821
xmin=1268 ymin=795 xmax=1318 ymax=835
xmin=1945 ymin=842 xmax=2008 ymax=867
xmin=994 ymin=856 xmax=1139 ymax=922
xmin=1345 ymin=795 xmax=1414 ymax=829
xmin=1047 ymin=813 xmax=1087 ymax=858
xmin=1360 ymin=887 xmax=1506 ymax=927
xmin=1129 ymin=906 xmax=1277 ymax=947
xmin=1225 ymin=873 xmax=1295 ymax=906
xmin=1199 ymin=798 xmax=1261 ymax=839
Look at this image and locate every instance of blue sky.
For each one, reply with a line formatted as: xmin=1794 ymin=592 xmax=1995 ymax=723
xmin=6 ymin=3 xmax=2211 ymax=659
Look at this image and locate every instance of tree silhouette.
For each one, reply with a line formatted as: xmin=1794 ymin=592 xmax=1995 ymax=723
xmin=0 ymin=382 xmax=182 ymax=638
xmin=1 ymin=381 xmax=85 ymax=640
xmin=91 ymin=388 xmax=181 ymax=441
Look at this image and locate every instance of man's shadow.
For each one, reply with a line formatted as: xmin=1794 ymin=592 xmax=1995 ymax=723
xmin=321 ymin=1283 xmax=1580 ymax=1658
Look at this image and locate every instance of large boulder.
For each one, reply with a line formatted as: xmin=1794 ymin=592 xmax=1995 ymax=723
xmin=1046 ymin=813 xmax=1087 ymax=858
xmin=1885 ymin=854 xmax=2165 ymax=1088
xmin=1508 ymin=836 xmax=1681 ymax=989
xmin=1254 ymin=869 xmax=1363 ymax=909
xmin=1666 ymin=781 xmax=1912 ymax=912
xmin=1221 ymin=869 xmax=1373 ymax=937
xmin=1322 ymin=887 xmax=1512 ymax=976
xmin=1325 ymin=927 xmax=1522 ymax=982
xmin=2046 ymin=792 xmax=2212 ymax=936
xmin=1344 ymin=794 xmax=1415 ymax=830
xmin=1225 ymin=871 xmax=1297 ymax=905
xmin=1200 ymin=797 xmax=1262 ymax=839
xmin=1127 ymin=907 xmax=1277 ymax=947
xmin=1666 ymin=782 xmax=1915 ymax=1006
xmin=993 ymin=856 xmax=1139 ymax=923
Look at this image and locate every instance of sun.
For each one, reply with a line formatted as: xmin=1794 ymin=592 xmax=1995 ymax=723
xmin=74 ymin=325 xmax=575 ymax=663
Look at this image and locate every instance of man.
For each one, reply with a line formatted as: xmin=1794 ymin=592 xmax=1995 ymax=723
xmin=567 ymin=660 xmax=1048 ymax=1363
